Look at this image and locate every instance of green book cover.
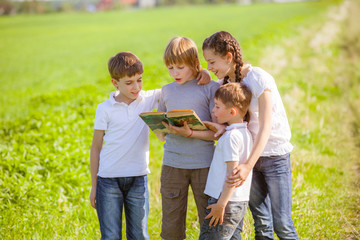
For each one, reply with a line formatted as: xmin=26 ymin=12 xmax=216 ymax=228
xmin=139 ymin=110 xmax=208 ymax=134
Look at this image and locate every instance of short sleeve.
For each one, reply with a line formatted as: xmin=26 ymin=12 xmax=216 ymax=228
xmin=143 ymin=89 xmax=162 ymax=110
xmin=248 ymin=68 xmax=273 ymax=99
xmin=94 ymin=104 xmax=108 ymax=130
xmin=222 ymin=133 xmax=243 ymax=163
xmin=157 ymin=87 xmax=166 ymax=112
xmin=153 ymin=88 xmax=162 ymax=109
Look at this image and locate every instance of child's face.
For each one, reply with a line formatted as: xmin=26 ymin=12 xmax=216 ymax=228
xmin=213 ymin=98 xmax=233 ymax=125
xmin=111 ymin=73 xmax=142 ymax=104
xmin=203 ymin=49 xmax=233 ymax=80
xmin=167 ymin=63 xmax=196 ymax=85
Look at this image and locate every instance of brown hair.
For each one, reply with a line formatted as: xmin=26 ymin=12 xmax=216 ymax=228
xmin=215 ymin=82 xmax=252 ymax=118
xmin=108 ymin=52 xmax=143 ymax=80
xmin=202 ymin=31 xmax=244 ymax=84
xmin=164 ymin=37 xmax=201 ymax=76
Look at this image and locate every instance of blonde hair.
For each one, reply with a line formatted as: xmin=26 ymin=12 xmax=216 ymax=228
xmin=164 ymin=37 xmax=201 ymax=76
xmin=215 ymin=82 xmax=252 ymax=118
xmin=108 ymin=51 xmax=143 ymax=80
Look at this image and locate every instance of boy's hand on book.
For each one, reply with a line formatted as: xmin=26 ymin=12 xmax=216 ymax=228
xmin=226 ymin=163 xmax=252 ymax=188
xmin=162 ymin=121 xmax=192 ymax=137
xmin=205 ymin=203 xmax=225 ymax=227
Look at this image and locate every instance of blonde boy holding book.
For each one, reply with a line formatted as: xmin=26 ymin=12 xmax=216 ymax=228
xmin=158 ymin=36 xmax=220 ymax=240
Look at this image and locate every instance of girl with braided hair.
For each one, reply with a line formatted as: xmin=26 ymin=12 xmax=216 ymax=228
xmin=202 ymin=31 xmax=298 ymax=240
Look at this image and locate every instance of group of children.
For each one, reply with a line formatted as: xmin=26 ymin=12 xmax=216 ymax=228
xmin=90 ymin=31 xmax=299 ymax=240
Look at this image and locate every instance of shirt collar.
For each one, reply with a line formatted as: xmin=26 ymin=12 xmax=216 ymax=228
xmin=108 ymin=91 xmax=143 ymax=106
xmin=225 ymin=122 xmax=248 ymax=131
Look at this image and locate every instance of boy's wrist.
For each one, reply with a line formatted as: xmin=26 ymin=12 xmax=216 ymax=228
xmin=186 ymin=129 xmax=193 ymax=138
xmin=216 ymin=201 xmax=226 ymax=209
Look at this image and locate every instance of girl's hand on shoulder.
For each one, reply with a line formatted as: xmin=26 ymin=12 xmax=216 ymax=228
xmin=205 ymin=203 xmax=225 ymax=226
xmin=162 ymin=121 xmax=192 ymax=137
xmin=226 ymin=163 xmax=252 ymax=187
xmin=197 ymin=69 xmax=211 ymax=85
xmin=203 ymin=121 xmax=226 ymax=138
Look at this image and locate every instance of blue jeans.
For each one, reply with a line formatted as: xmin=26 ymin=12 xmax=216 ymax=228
xmin=249 ymin=153 xmax=298 ymax=240
xmin=96 ymin=175 xmax=149 ymax=240
xmin=199 ymin=197 xmax=248 ymax=240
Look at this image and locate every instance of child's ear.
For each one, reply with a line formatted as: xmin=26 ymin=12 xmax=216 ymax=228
xmin=226 ymin=52 xmax=234 ymax=64
xmin=111 ymin=78 xmax=118 ymax=88
xmin=230 ymin=107 xmax=237 ymax=116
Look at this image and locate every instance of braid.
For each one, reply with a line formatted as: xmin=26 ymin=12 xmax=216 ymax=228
xmin=221 ymin=38 xmax=243 ymax=83
xmin=234 ymin=42 xmax=244 ymax=83
xmin=226 ymin=39 xmax=244 ymax=83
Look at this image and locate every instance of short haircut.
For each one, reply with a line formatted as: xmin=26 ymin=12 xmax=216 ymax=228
xmin=215 ymin=82 xmax=252 ymax=118
xmin=163 ymin=37 xmax=201 ymax=76
xmin=108 ymin=52 xmax=143 ymax=80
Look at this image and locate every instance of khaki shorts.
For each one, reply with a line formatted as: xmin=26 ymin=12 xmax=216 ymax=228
xmin=160 ymin=165 xmax=209 ymax=240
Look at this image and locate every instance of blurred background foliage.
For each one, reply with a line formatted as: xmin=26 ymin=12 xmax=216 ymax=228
xmin=1 ymin=0 xmax=359 ymax=239
xmin=1 ymin=0 xmax=316 ymax=15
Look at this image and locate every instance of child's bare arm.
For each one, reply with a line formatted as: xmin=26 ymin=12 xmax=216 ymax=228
xmin=162 ymin=121 xmax=217 ymax=141
xmin=202 ymin=121 xmax=226 ymax=138
xmin=89 ymin=130 xmax=104 ymax=209
xmin=205 ymin=161 xmax=238 ymax=226
xmin=196 ymin=69 xmax=211 ymax=85
xmin=156 ymin=133 xmax=166 ymax=142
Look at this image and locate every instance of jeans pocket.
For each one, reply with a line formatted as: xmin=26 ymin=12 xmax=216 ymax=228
xmin=223 ymin=202 xmax=248 ymax=226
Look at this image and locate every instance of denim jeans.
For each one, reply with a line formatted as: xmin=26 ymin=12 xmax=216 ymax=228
xmin=96 ymin=175 xmax=149 ymax=240
xmin=249 ymin=153 xmax=298 ymax=240
xmin=199 ymin=197 xmax=248 ymax=240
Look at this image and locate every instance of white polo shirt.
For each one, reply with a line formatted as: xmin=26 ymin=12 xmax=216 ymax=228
xmin=204 ymin=123 xmax=253 ymax=202
xmin=94 ymin=89 xmax=161 ymax=178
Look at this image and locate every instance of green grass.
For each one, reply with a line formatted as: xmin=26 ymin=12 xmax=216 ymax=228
xmin=0 ymin=1 xmax=335 ymax=119
xmin=1 ymin=0 xmax=360 ymax=239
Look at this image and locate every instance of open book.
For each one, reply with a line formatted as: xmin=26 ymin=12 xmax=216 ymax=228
xmin=139 ymin=109 xmax=210 ymax=134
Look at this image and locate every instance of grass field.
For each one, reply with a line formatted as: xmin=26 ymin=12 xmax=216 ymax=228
xmin=1 ymin=0 xmax=359 ymax=239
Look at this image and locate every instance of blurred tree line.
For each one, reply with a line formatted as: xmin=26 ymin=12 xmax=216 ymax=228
xmin=0 ymin=0 xmax=279 ymax=15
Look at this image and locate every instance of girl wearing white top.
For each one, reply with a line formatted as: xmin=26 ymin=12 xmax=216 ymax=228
xmin=202 ymin=31 xmax=298 ymax=240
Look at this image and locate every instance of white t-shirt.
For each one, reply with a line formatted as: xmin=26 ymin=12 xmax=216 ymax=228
xmin=94 ymin=89 xmax=161 ymax=178
xmin=204 ymin=123 xmax=253 ymax=202
xmin=218 ymin=66 xmax=293 ymax=156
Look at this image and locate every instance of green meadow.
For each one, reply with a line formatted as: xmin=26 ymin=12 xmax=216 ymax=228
xmin=1 ymin=0 xmax=359 ymax=239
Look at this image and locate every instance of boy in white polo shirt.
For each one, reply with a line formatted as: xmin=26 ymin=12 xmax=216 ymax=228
xmin=199 ymin=83 xmax=253 ymax=240
xmin=89 ymin=52 xmax=161 ymax=240
xmin=89 ymin=51 xmax=211 ymax=240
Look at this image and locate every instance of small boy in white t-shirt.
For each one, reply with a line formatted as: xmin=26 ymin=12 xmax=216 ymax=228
xmin=89 ymin=52 xmax=161 ymax=239
xmin=199 ymin=82 xmax=253 ymax=240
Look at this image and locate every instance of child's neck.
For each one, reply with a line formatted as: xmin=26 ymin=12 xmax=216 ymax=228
xmin=227 ymin=117 xmax=243 ymax=126
xmin=228 ymin=64 xmax=251 ymax=82
xmin=114 ymin=92 xmax=136 ymax=105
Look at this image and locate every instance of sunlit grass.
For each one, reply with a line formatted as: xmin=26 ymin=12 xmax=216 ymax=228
xmin=1 ymin=0 xmax=359 ymax=239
